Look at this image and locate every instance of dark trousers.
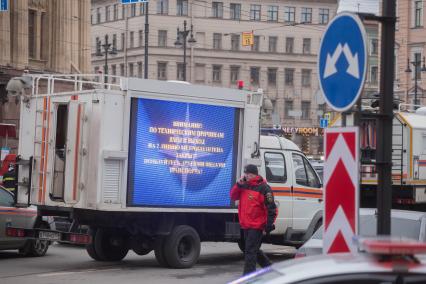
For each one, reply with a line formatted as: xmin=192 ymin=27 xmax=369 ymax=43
xmin=243 ymin=229 xmax=271 ymax=275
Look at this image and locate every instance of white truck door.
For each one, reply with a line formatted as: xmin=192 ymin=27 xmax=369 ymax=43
xmin=262 ymin=151 xmax=293 ymax=235
xmin=290 ymin=153 xmax=323 ymax=231
xmin=63 ymin=101 xmax=84 ymax=204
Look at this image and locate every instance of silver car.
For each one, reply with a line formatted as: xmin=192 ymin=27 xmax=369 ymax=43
xmin=296 ymin=208 xmax=426 ymax=257
xmin=0 ymin=185 xmax=50 ymax=256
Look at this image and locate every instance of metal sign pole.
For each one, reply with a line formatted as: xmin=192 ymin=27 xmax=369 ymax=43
xmin=376 ymin=0 xmax=396 ymax=235
xmin=144 ymin=2 xmax=149 ymax=79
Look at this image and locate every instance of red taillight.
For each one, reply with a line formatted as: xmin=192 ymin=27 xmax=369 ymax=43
xmin=6 ymin=227 xmax=25 ymax=237
xmin=69 ymin=234 xmax=91 ymax=245
xmin=294 ymin=252 xmax=306 ymax=258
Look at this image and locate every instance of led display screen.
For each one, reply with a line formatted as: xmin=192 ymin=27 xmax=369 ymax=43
xmin=127 ymin=98 xmax=238 ymax=207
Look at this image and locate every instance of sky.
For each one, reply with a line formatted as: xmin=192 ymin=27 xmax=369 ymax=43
xmin=338 ymin=0 xmax=380 ymax=15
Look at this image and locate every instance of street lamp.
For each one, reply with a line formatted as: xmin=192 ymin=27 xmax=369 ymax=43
xmin=96 ymin=35 xmax=117 ymax=84
xmin=174 ymin=20 xmax=196 ymax=81
xmin=405 ymin=56 xmax=426 ymax=108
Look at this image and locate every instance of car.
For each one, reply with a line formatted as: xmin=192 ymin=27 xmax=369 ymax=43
xmin=229 ymin=238 xmax=426 ymax=284
xmin=0 ymin=185 xmax=51 ymax=256
xmin=295 ymin=208 xmax=426 ymax=257
xmin=309 ymin=160 xmax=324 ymax=182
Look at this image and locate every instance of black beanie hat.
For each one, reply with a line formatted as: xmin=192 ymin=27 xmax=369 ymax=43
xmin=244 ymin=164 xmax=258 ymax=175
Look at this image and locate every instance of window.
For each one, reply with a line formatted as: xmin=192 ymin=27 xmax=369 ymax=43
xmin=140 ymin=3 xmax=146 ymax=15
xmin=121 ymin=33 xmax=125 ymax=50
xmin=250 ymin=5 xmax=261 ymax=21
xmin=285 ymin=68 xmax=294 ymax=86
xmin=371 ymin=38 xmax=379 ymax=55
xmin=230 ymin=66 xmax=240 ymax=83
xmin=138 ymin=62 xmax=143 ymax=78
xmin=130 ymin=3 xmax=136 ymax=17
xmin=139 ymin=30 xmax=143 ymax=47
xmin=269 ymin=36 xmax=278 ymax=53
xmin=303 ymin=38 xmax=311 ymax=54
xmin=264 ymin=153 xmax=287 ymax=183
xmin=106 ymin=5 xmax=110 ymax=21
xmin=112 ymin=64 xmax=117 ymax=81
xmin=112 ymin=34 xmax=117 ymax=50
xmin=285 ymin=100 xmax=293 ymax=118
xmin=28 ymin=10 xmax=36 ymax=59
xmin=268 ymin=6 xmax=278 ymax=22
xmin=268 ymin=68 xmax=277 ymax=86
xmin=252 ymin=36 xmax=260 ymax=51
xmin=129 ymin=62 xmax=134 ymax=77
xmin=302 ymin=101 xmax=311 ymax=119
xmin=415 ymin=0 xmax=423 ymax=27
xmin=0 ymin=188 xmax=14 ymax=207
xmin=319 ymin=8 xmax=329 ymax=24
xmin=120 ymin=63 xmax=125 ymax=76
xmin=213 ymin=33 xmax=222 ymax=49
xmin=302 ymin=69 xmax=312 ymax=87
xmin=415 ymin=52 xmax=422 ymax=78
xmin=230 ymin=3 xmax=241 ymax=20
xmin=195 ymin=64 xmax=205 ymax=82
xmin=212 ymin=65 xmax=222 ymax=82
xmin=292 ymin=154 xmax=321 ymax=188
xmin=158 ymin=62 xmax=167 ymax=80
xmin=113 ymin=4 xmax=118 ymax=20
xmin=158 ymin=30 xmax=167 ymax=47
xmin=371 ymin=66 xmax=378 ymax=84
xmin=177 ymin=0 xmax=188 ymax=16
xmin=157 ymin=0 xmax=168 ymax=14
xmin=284 ymin=6 xmax=295 ymax=23
xmin=318 ymin=103 xmax=327 ymax=117
xmin=250 ymin=67 xmax=260 ymax=85
xmin=97 ymin=7 xmax=101 ymax=23
xmin=212 ymin=2 xmax=223 ymax=18
xmin=122 ymin=5 xmax=125 ymax=19
xmin=301 ymin=7 xmax=312 ymax=23
xmin=130 ymin=31 xmax=134 ymax=48
xmin=285 ymin=37 xmax=294 ymax=53
xmin=231 ymin=34 xmax=240 ymax=51
xmin=177 ymin=63 xmax=185 ymax=81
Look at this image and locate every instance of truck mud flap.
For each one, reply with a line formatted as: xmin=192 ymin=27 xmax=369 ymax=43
xmin=5 ymin=227 xmax=92 ymax=245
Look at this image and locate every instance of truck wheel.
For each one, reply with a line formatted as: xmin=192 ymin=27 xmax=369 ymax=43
xmin=94 ymin=228 xmax=129 ymax=261
xmin=163 ymin=225 xmax=200 ymax=269
xmin=86 ymin=228 xmax=102 ymax=261
xmin=154 ymin=237 xmax=169 ymax=267
xmin=20 ymin=222 xmax=50 ymax=257
xmin=133 ymin=247 xmax=152 ymax=256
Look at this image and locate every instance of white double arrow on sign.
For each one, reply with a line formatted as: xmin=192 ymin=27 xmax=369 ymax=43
xmin=324 ymin=43 xmax=360 ymax=80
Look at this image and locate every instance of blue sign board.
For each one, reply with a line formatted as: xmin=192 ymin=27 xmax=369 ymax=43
xmin=0 ymin=0 xmax=8 ymax=12
xmin=318 ymin=13 xmax=367 ymax=112
xmin=320 ymin=118 xmax=329 ymax=128
xmin=121 ymin=0 xmax=148 ymax=4
xmin=127 ymin=98 xmax=238 ymax=208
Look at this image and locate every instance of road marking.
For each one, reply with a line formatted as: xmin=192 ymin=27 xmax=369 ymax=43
xmin=36 ymin=268 xmax=121 ymax=277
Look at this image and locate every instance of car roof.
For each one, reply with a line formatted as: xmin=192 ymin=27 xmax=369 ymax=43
xmin=269 ymin=253 xmax=426 ymax=283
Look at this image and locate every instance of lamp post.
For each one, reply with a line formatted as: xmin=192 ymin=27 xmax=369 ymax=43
xmin=96 ymin=34 xmax=117 ymax=84
xmin=174 ymin=20 xmax=196 ymax=81
xmin=405 ymin=56 xmax=426 ymax=108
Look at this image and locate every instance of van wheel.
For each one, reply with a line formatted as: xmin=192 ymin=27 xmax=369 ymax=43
xmin=94 ymin=228 xmax=129 ymax=261
xmin=86 ymin=228 xmax=102 ymax=261
xmin=20 ymin=222 xmax=50 ymax=257
xmin=154 ymin=236 xmax=169 ymax=267
xmin=163 ymin=225 xmax=200 ymax=269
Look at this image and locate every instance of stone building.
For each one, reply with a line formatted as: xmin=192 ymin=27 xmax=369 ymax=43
xmin=0 ymin=0 xmax=91 ymax=151
xmin=91 ymin=0 xmax=338 ymax=156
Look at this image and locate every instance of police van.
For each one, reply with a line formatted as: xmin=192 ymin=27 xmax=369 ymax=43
xmin=6 ymin=74 xmax=322 ymax=267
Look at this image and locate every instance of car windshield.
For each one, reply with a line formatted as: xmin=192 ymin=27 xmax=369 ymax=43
xmin=311 ymin=214 xmax=422 ymax=241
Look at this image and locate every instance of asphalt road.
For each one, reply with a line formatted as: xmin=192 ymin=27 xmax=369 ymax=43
xmin=0 ymin=242 xmax=295 ymax=284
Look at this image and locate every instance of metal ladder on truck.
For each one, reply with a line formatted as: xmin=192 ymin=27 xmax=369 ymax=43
xmin=391 ymin=119 xmax=405 ymax=187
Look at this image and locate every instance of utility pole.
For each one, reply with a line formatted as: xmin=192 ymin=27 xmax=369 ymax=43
xmin=174 ymin=21 xmax=196 ymax=81
xmin=376 ymin=0 xmax=396 ymax=235
xmin=124 ymin=5 xmax=129 ymax=77
xmin=97 ymin=35 xmax=117 ymax=85
xmin=144 ymin=2 xmax=149 ymax=79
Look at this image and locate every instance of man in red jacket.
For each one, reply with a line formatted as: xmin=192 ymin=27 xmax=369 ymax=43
xmin=230 ymin=164 xmax=277 ymax=275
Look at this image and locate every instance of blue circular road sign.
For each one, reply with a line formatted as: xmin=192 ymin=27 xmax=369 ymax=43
xmin=318 ymin=13 xmax=367 ymax=112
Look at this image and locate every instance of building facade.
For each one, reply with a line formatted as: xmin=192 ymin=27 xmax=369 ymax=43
xmin=0 ymin=0 xmax=92 ymax=151
xmin=395 ymin=0 xmax=426 ymax=105
xmin=91 ymin=0 xmax=338 ymax=156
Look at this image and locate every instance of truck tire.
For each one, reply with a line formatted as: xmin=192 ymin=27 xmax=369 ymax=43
xmin=94 ymin=228 xmax=129 ymax=261
xmin=20 ymin=222 xmax=50 ymax=257
xmin=163 ymin=225 xmax=200 ymax=269
xmin=154 ymin=237 xmax=169 ymax=267
xmin=133 ymin=247 xmax=152 ymax=256
xmin=86 ymin=228 xmax=102 ymax=261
